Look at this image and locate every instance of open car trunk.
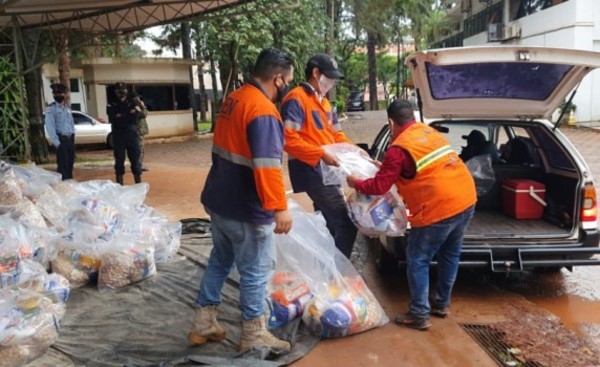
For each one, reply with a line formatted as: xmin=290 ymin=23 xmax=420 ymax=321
xmin=431 ymin=119 xmax=585 ymax=244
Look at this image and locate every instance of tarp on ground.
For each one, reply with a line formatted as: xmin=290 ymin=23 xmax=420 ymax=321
xmin=28 ymin=218 xmax=320 ymax=367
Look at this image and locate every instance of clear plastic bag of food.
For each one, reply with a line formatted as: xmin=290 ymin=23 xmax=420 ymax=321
xmin=264 ymin=272 xmax=313 ymax=330
xmin=0 ymin=288 xmax=61 ymax=367
xmin=346 ymin=187 xmax=408 ymax=238
xmin=98 ymin=237 xmax=156 ymax=290
xmin=50 ymin=227 xmax=108 ymax=288
xmin=320 ymin=143 xmax=379 ymax=186
xmin=273 ymin=201 xmax=388 ymax=337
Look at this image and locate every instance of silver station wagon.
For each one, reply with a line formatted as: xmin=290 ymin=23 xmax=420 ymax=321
xmin=369 ymin=46 xmax=600 ymax=273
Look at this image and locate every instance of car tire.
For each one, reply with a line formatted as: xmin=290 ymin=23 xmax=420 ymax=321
xmin=106 ymin=133 xmax=113 ymax=149
xmin=373 ymin=237 xmax=404 ymax=274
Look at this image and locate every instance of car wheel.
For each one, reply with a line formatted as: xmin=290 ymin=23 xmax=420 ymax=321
xmin=373 ymin=237 xmax=402 ymax=274
xmin=106 ymin=133 xmax=113 ymax=149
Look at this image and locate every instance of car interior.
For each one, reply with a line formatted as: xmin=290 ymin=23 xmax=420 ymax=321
xmin=431 ymin=121 xmax=577 ymax=232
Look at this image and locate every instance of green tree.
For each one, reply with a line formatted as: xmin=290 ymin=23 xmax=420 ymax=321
xmin=347 ymin=0 xmax=397 ymax=110
xmin=376 ymin=53 xmax=397 ymax=101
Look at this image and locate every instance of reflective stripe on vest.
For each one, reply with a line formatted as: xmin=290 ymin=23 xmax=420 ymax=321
xmin=416 ymin=145 xmax=453 ymax=172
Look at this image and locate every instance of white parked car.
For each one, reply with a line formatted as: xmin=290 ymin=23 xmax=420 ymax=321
xmin=45 ymin=110 xmax=113 ymax=148
xmin=367 ymin=46 xmax=600 ymax=273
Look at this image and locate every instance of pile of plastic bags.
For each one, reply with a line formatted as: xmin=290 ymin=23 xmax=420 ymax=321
xmin=0 ymin=160 xmax=182 ymax=365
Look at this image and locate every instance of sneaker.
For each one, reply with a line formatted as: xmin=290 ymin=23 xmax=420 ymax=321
xmin=394 ymin=312 xmax=431 ymax=330
xmin=430 ymin=305 xmax=449 ymax=318
xmin=141 ymin=167 xmax=149 ymax=172
xmin=430 ymin=301 xmax=449 ymax=318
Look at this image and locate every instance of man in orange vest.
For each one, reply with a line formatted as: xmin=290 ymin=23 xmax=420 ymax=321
xmin=188 ymin=48 xmax=294 ymax=352
xmin=347 ymin=99 xmax=476 ymax=330
xmin=281 ymin=53 xmax=358 ymax=258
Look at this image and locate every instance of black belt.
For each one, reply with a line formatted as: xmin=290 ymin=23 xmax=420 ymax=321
xmin=58 ymin=133 xmax=73 ymax=138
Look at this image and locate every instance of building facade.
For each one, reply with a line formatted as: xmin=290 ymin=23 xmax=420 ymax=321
xmin=438 ymin=0 xmax=600 ymax=122
xmin=43 ymin=58 xmax=196 ymax=139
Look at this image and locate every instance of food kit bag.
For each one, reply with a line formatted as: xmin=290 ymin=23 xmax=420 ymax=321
xmin=346 ymin=188 xmax=408 ymax=237
xmin=319 ymin=143 xmax=409 ymax=237
xmin=272 ymin=201 xmax=388 ymax=337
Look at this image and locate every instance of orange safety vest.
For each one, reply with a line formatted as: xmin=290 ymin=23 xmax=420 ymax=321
xmin=393 ymin=123 xmax=476 ymax=227
xmin=282 ymin=83 xmax=351 ymax=192
xmin=201 ymin=81 xmax=287 ymax=224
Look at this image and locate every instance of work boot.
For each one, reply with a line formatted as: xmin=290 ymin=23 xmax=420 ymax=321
xmin=187 ymin=305 xmax=227 ymax=346
xmin=134 ymin=174 xmax=142 ymax=184
xmin=116 ymin=174 xmax=124 ymax=185
xmin=239 ymin=315 xmax=291 ymax=353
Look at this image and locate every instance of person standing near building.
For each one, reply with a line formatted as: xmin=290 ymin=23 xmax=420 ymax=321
xmin=188 ymin=48 xmax=294 ymax=353
xmin=106 ymin=83 xmax=142 ymax=185
xmin=44 ymin=83 xmax=75 ymax=180
xmin=347 ymin=99 xmax=476 ymax=330
xmin=131 ymin=92 xmax=150 ymax=172
xmin=281 ymin=53 xmax=357 ymax=258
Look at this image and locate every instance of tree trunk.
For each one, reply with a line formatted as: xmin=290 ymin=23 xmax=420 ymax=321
xmin=22 ymin=30 xmax=48 ymax=163
xmin=326 ymin=0 xmax=337 ymax=103
xmin=181 ymin=22 xmax=198 ymax=127
xmin=208 ymin=51 xmax=219 ymax=131
xmin=367 ymin=31 xmax=378 ymax=111
xmin=57 ymin=32 xmax=71 ymax=105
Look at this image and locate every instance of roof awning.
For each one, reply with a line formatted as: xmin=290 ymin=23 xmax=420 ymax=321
xmin=0 ymin=0 xmax=255 ymax=32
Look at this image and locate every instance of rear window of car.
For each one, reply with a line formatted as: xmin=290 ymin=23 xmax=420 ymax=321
xmin=530 ymin=128 xmax=576 ymax=171
xmin=425 ymin=62 xmax=573 ymax=101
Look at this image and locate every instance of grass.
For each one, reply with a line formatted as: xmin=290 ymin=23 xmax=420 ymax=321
xmin=197 ymin=121 xmax=212 ymax=132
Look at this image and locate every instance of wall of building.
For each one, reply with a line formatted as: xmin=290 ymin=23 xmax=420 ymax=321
xmin=41 ymin=65 xmax=86 ymax=111
xmin=461 ymin=0 xmax=600 ymax=122
xmin=81 ymin=58 xmax=195 ymax=138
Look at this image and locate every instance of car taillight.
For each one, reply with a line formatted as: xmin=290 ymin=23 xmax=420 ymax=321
xmin=581 ymin=185 xmax=597 ymax=222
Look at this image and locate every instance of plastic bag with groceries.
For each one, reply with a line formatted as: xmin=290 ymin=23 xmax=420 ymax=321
xmin=270 ymin=201 xmax=388 ymax=337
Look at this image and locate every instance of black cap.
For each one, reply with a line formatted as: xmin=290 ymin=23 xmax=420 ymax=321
xmin=462 ymin=130 xmax=486 ymax=144
xmin=50 ymin=83 xmax=67 ymax=94
xmin=306 ymin=53 xmax=344 ymax=80
xmin=115 ymin=82 xmax=127 ymax=91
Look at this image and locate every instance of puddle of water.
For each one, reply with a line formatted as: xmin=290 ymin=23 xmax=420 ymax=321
xmin=475 ymin=269 xmax=600 ymax=346
xmin=530 ymin=294 xmax=600 ymax=329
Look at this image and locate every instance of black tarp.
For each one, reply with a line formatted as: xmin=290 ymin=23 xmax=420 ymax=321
xmin=28 ymin=219 xmax=320 ymax=367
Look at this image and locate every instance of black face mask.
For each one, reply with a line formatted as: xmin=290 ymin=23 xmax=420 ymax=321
xmin=54 ymin=95 xmax=65 ymax=103
xmin=276 ymin=84 xmax=290 ymax=103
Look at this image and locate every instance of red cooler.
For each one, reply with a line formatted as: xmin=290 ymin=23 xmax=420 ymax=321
xmin=501 ymin=179 xmax=547 ymax=219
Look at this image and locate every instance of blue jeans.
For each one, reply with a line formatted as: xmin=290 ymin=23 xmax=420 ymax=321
xmin=306 ymin=184 xmax=357 ymax=258
xmin=194 ymin=211 xmax=276 ymax=321
xmin=405 ymin=206 xmax=474 ymax=318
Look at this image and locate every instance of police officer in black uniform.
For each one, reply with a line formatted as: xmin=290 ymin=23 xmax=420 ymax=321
xmin=44 ymin=83 xmax=75 ymax=180
xmin=106 ymin=82 xmax=142 ymax=185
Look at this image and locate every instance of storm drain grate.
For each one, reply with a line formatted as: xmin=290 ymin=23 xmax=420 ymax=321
xmin=460 ymin=323 xmax=544 ymax=367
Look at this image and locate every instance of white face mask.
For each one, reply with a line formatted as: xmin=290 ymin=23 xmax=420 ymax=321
xmin=318 ymin=75 xmax=336 ymax=95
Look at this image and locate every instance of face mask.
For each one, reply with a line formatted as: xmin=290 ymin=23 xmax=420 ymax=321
xmin=54 ymin=95 xmax=65 ymax=103
xmin=318 ymin=75 xmax=336 ymax=95
xmin=275 ymin=76 xmax=290 ymax=103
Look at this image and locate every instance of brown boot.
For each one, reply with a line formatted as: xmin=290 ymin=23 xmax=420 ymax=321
xmin=187 ymin=305 xmax=227 ymax=345
xmin=239 ymin=315 xmax=291 ymax=353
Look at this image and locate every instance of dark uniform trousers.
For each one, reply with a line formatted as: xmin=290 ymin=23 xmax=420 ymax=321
xmin=57 ymin=134 xmax=75 ymax=180
xmin=113 ymin=129 xmax=142 ymax=176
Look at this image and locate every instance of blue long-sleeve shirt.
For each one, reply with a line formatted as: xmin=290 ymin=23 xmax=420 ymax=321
xmin=44 ymin=102 xmax=75 ymax=147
